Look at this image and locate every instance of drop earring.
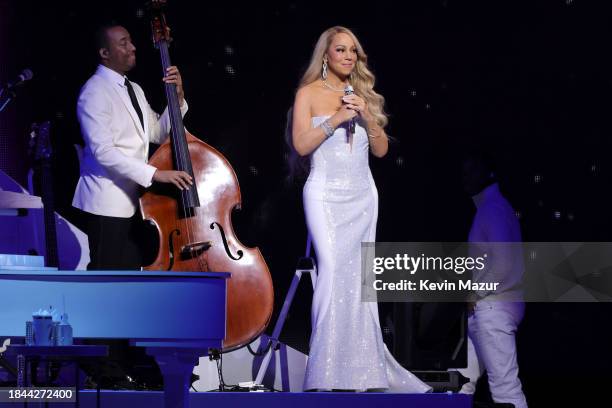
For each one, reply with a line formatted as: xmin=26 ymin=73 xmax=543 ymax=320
xmin=322 ymin=58 xmax=328 ymax=80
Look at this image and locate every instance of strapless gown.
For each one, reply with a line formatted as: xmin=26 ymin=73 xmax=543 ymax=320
xmin=302 ymin=116 xmax=431 ymax=392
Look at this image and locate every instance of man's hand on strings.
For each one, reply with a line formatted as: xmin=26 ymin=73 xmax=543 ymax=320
xmin=153 ymin=169 xmax=193 ymax=190
xmin=163 ymin=66 xmax=184 ymax=106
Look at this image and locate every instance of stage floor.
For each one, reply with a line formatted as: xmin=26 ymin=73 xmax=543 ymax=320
xmin=1 ymin=390 xmax=471 ymax=408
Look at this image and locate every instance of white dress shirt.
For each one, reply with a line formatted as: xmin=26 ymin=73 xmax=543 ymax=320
xmin=468 ymin=183 xmax=524 ymax=300
xmin=73 ymin=64 xmax=187 ymax=217
xmin=461 ymin=183 xmax=528 ymax=408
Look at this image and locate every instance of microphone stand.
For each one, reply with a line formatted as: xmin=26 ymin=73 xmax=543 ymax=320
xmin=0 ymin=87 xmax=13 ymax=113
xmin=0 ymin=354 xmax=18 ymax=381
xmin=0 ymin=80 xmax=27 ymax=113
xmin=1 ymin=70 xmax=34 ymax=113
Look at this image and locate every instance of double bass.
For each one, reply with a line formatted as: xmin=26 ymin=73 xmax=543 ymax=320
xmin=140 ymin=1 xmax=274 ymax=351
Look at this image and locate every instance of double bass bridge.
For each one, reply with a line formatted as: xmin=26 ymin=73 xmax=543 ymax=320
xmin=180 ymin=241 xmax=212 ymax=259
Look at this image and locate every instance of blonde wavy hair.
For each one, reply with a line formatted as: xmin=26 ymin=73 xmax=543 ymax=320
xmin=299 ymin=26 xmax=388 ymax=128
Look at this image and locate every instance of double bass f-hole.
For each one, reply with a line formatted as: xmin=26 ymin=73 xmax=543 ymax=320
xmin=210 ymin=222 xmax=243 ymax=261
xmin=167 ymin=228 xmax=180 ymax=271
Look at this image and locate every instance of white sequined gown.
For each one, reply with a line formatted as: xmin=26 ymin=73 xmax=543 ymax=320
xmin=302 ymin=116 xmax=431 ymax=392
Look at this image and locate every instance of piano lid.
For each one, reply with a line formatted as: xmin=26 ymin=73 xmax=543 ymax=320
xmin=0 ymin=190 xmax=43 ymax=209
xmin=0 ymin=254 xmax=57 ymax=271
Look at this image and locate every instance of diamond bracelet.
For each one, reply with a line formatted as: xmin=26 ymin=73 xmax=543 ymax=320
xmin=319 ymin=119 xmax=335 ymax=138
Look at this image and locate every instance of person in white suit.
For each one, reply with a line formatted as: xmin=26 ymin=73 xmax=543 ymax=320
xmin=73 ymin=24 xmax=192 ymax=270
xmin=459 ymin=152 xmax=528 ymax=408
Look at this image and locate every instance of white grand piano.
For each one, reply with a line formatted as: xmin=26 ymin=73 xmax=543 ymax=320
xmin=0 ymin=263 xmax=228 ymax=408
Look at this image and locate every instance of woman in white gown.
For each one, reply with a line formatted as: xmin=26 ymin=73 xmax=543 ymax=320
xmin=290 ymin=26 xmax=431 ymax=392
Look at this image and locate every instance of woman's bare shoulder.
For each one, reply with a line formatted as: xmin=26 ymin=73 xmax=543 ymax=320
xmin=298 ymin=81 xmax=325 ymax=98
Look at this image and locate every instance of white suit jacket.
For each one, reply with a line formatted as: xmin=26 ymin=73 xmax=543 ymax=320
xmin=73 ymin=64 xmax=187 ymax=217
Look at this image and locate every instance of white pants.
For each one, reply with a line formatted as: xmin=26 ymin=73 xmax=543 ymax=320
xmin=458 ymin=301 xmax=528 ymax=408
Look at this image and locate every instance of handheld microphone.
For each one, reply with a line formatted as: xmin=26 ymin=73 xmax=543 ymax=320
xmin=344 ymin=85 xmax=356 ymax=137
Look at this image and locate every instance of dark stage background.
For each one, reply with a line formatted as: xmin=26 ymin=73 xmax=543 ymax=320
xmin=2 ymin=0 xmax=612 ymax=406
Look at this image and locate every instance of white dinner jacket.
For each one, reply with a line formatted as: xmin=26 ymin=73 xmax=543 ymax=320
xmin=73 ymin=64 xmax=187 ymax=218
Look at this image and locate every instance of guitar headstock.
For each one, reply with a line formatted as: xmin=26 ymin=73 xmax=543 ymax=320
xmin=149 ymin=0 xmax=172 ymax=48
xmin=29 ymin=121 xmax=52 ymax=162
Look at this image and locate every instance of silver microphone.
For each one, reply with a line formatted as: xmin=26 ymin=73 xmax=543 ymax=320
xmin=6 ymin=68 xmax=33 ymax=90
xmin=344 ymin=85 xmax=356 ymax=137
xmin=0 ymin=69 xmax=34 ymax=112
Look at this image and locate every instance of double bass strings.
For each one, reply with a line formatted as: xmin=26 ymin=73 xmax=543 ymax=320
xmin=158 ymin=40 xmax=205 ymax=270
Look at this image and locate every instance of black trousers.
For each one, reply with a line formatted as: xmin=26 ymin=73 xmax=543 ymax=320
xmin=85 ymin=212 xmax=143 ymax=271
xmin=81 ymin=211 xmax=162 ymax=387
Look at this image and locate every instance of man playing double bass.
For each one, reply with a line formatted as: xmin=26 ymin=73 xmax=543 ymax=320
xmin=73 ymin=23 xmax=192 ymax=270
xmin=72 ymin=23 xmax=192 ymax=388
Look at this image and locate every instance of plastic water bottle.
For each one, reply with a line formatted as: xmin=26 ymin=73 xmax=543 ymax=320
xmin=56 ymin=313 xmax=73 ymax=346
